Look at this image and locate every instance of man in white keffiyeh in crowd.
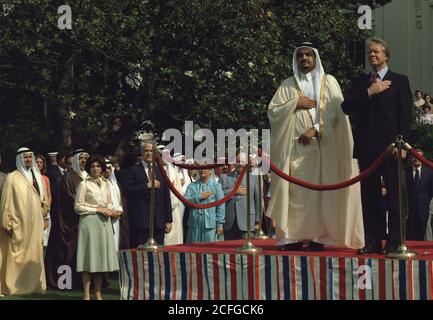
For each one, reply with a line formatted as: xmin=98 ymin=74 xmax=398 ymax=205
xmin=104 ymin=158 xmax=123 ymax=250
xmin=0 ymin=147 xmax=49 ymax=296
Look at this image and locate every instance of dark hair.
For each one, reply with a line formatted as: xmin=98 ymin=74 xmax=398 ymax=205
xmin=409 ymin=149 xmax=424 ymax=161
xmin=415 ymin=90 xmax=423 ymax=96
xmin=56 ymin=151 xmax=67 ymax=162
xmin=424 ymin=93 xmax=431 ymax=101
xmin=35 ymin=154 xmax=47 ymax=174
xmin=84 ymin=154 xmax=107 ymax=175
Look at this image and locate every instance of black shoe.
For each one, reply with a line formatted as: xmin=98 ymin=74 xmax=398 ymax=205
xmin=384 ymin=241 xmax=399 ymax=254
xmin=278 ymin=242 xmax=304 ymax=251
xmin=357 ymin=243 xmax=382 ymax=254
xmin=307 ymin=241 xmax=324 ymax=252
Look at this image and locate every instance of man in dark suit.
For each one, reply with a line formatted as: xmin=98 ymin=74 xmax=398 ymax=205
xmin=405 ymin=151 xmax=433 ymax=240
xmin=45 ymin=151 xmax=67 ymax=250
xmin=46 ymin=152 xmax=67 ymax=203
xmin=342 ymin=37 xmax=412 ymax=254
xmin=123 ymin=141 xmax=172 ymax=247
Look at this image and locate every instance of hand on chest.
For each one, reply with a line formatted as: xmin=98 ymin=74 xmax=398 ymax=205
xmin=369 ymin=87 xmax=400 ymax=114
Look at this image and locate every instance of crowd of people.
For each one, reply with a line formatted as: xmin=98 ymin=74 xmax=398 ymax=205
xmin=0 ymin=145 xmax=272 ymax=298
xmin=1 ymin=36 xmax=433 ymax=299
xmin=415 ymin=90 xmax=433 ymax=125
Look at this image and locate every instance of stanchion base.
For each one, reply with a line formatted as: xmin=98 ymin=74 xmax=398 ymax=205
xmin=386 ymin=245 xmax=418 ymax=260
xmin=252 ymin=230 xmax=269 ymax=240
xmin=137 ymin=239 xmax=162 ymax=252
xmin=235 ymin=240 xmax=263 ymax=254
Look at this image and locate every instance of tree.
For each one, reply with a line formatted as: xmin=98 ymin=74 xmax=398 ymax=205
xmin=0 ymin=0 xmax=392 ymax=170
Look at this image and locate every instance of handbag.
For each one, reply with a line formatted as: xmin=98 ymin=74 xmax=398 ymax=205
xmin=214 ymin=233 xmax=224 ymax=242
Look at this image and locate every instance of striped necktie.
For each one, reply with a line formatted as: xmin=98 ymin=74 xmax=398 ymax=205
xmin=370 ymin=72 xmax=378 ymax=84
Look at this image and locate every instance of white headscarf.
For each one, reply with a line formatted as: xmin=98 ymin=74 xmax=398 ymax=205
xmin=71 ymin=149 xmax=89 ymax=179
xmin=16 ymin=147 xmax=44 ymax=201
xmin=173 ymin=153 xmax=187 ymax=181
xmin=292 ymin=43 xmax=325 ymax=111
xmin=105 ymin=160 xmax=122 ymax=211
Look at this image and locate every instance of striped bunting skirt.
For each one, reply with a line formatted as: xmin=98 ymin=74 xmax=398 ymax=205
xmin=118 ymin=250 xmax=433 ymax=300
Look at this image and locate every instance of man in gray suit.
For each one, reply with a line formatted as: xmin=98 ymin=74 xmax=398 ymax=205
xmin=0 ymin=152 xmax=7 ymax=194
xmin=220 ymin=152 xmax=260 ymax=240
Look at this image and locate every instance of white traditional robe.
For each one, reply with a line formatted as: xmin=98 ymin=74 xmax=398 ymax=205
xmin=0 ymin=171 xmax=48 ymax=295
xmin=267 ymin=75 xmax=364 ymax=248
xmin=107 ymin=180 xmax=123 ymax=251
xmin=164 ymin=163 xmax=184 ymax=245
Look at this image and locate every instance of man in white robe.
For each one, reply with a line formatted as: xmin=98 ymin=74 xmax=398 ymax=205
xmin=104 ymin=159 xmax=123 ymax=250
xmin=266 ymin=42 xmax=364 ymax=251
xmin=160 ymin=148 xmax=183 ymax=245
xmin=0 ymin=147 xmax=49 ymax=295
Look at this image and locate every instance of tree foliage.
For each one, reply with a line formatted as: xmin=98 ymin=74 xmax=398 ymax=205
xmin=0 ymin=0 xmax=393 ymax=170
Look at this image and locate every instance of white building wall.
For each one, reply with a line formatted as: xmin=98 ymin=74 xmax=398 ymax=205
xmin=373 ymin=0 xmax=433 ymax=93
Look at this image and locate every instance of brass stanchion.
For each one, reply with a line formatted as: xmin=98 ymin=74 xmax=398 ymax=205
xmin=253 ymin=172 xmax=269 ymax=240
xmin=236 ymin=147 xmax=262 ymax=254
xmin=386 ymin=135 xmax=417 ymax=259
xmin=138 ymin=144 xmax=162 ymax=251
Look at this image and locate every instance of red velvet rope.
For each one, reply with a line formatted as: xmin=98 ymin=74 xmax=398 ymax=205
xmin=410 ymin=149 xmax=433 ymax=170
xmin=161 ymin=154 xmax=226 ymax=170
xmin=266 ymin=147 xmax=392 ymax=191
xmin=156 ymin=156 xmax=246 ymax=209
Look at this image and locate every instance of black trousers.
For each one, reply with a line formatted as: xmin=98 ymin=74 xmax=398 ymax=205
xmin=130 ymin=228 xmax=165 ymax=248
xmin=407 ymin=206 xmax=428 ymax=240
xmin=358 ymin=155 xmax=405 ymax=246
xmin=183 ymin=207 xmax=190 ymax=243
xmin=224 ymin=215 xmax=246 ymax=241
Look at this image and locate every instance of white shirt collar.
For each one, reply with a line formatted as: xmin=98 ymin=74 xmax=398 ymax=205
xmin=299 ymin=71 xmax=313 ymax=82
xmin=142 ymin=160 xmax=149 ymax=168
xmin=413 ymin=165 xmax=422 ymax=171
xmin=373 ymin=65 xmax=389 ymax=80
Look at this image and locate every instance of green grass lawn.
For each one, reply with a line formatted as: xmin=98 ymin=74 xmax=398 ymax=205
xmin=1 ymin=279 xmax=120 ymax=300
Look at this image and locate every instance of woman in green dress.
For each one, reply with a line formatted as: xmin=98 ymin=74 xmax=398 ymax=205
xmin=74 ymin=155 xmax=121 ymax=300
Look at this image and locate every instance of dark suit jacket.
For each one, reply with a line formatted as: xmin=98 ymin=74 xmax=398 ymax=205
xmin=341 ymin=70 xmax=412 ymax=159
xmin=122 ymin=162 xmax=172 ymax=229
xmin=405 ymin=166 xmax=433 ymax=221
xmin=46 ymin=165 xmax=63 ymax=200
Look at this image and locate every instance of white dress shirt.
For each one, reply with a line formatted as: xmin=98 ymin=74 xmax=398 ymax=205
xmin=413 ymin=165 xmax=422 ymax=180
xmin=58 ymin=166 xmax=65 ymax=176
xmin=371 ymin=65 xmax=389 ymax=83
